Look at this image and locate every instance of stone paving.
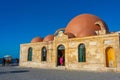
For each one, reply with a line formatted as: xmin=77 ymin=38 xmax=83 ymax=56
xmin=0 ymin=65 xmax=120 ymax=80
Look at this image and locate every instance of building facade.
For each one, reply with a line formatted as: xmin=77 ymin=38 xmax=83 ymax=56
xmin=19 ymin=14 xmax=120 ymax=72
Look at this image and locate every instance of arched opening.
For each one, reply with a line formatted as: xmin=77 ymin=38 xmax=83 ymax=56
xmin=28 ymin=47 xmax=32 ymax=61
xmin=54 ymin=28 xmax=65 ymax=36
xmin=57 ymin=45 xmax=65 ymax=66
xmin=78 ymin=43 xmax=86 ymax=62
xmin=105 ymin=47 xmax=116 ymax=68
xmin=41 ymin=47 xmax=47 ymax=61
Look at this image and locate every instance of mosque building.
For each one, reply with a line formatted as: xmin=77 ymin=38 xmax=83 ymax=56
xmin=19 ymin=14 xmax=120 ymax=72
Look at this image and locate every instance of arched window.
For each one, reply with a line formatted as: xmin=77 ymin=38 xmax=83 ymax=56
xmin=28 ymin=47 xmax=32 ymax=61
xmin=41 ymin=47 xmax=47 ymax=61
xmin=78 ymin=44 xmax=86 ymax=62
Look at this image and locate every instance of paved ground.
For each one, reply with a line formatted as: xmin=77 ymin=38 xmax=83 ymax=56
xmin=0 ymin=65 xmax=120 ymax=80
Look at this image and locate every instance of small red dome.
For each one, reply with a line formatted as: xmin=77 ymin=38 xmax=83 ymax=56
xmin=64 ymin=33 xmax=75 ymax=38
xmin=43 ymin=35 xmax=54 ymax=42
xmin=31 ymin=37 xmax=43 ymax=43
xmin=65 ymin=14 xmax=108 ymax=38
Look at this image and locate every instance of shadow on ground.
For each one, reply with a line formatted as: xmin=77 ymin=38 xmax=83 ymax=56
xmin=10 ymin=70 xmax=29 ymax=73
xmin=0 ymin=70 xmax=29 ymax=75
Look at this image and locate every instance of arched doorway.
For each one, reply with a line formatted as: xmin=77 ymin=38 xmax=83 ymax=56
xmin=78 ymin=43 xmax=86 ymax=62
xmin=105 ymin=47 xmax=116 ymax=68
xmin=57 ymin=45 xmax=65 ymax=66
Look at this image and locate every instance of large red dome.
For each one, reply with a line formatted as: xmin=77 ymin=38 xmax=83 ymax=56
xmin=65 ymin=14 xmax=108 ymax=38
xmin=43 ymin=35 xmax=54 ymax=42
xmin=31 ymin=37 xmax=43 ymax=43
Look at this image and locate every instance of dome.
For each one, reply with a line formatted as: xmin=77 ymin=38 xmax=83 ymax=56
xmin=31 ymin=37 xmax=43 ymax=43
xmin=43 ymin=35 xmax=54 ymax=42
xmin=65 ymin=14 xmax=109 ymax=38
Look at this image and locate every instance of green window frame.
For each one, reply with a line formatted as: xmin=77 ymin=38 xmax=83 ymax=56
xmin=28 ymin=47 xmax=32 ymax=61
xmin=78 ymin=44 xmax=86 ymax=62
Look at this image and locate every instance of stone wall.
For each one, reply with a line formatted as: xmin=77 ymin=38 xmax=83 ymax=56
xmin=19 ymin=32 xmax=120 ymax=72
xmin=65 ymin=33 xmax=120 ymax=71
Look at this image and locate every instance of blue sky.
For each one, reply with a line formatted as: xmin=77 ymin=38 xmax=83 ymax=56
xmin=0 ymin=0 xmax=120 ymax=58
